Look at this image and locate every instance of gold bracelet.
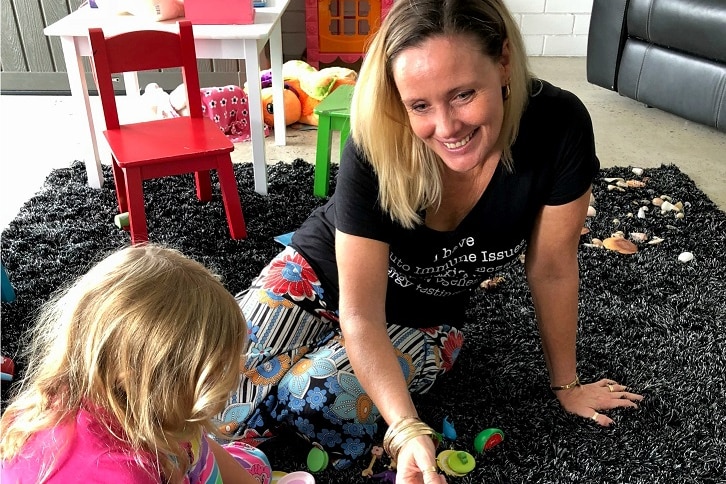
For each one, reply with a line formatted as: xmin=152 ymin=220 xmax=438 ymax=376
xmin=382 ymin=416 xmax=420 ymax=453
xmin=384 ymin=420 xmax=439 ymax=463
xmin=550 ymin=375 xmax=580 ymax=391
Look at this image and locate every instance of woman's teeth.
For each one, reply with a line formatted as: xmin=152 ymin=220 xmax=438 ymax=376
xmin=443 ymin=132 xmax=473 ymax=149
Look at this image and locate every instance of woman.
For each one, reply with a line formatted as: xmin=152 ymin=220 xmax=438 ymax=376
xmin=219 ymin=0 xmax=643 ymax=481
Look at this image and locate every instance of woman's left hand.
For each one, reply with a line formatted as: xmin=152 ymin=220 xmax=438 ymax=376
xmin=554 ymin=378 xmax=643 ymax=426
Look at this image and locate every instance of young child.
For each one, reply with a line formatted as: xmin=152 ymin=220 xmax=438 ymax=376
xmin=0 ymin=245 xmax=271 ymax=483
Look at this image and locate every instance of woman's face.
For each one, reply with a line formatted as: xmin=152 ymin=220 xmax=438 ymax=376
xmin=392 ymin=34 xmax=510 ymax=174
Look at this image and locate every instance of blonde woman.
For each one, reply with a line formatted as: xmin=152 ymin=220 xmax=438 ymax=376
xmin=0 ymin=245 xmax=269 ymax=483
xmin=220 ymin=0 xmax=643 ymax=482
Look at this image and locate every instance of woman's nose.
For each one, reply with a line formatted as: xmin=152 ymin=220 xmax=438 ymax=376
xmin=434 ymin=107 xmax=459 ymax=139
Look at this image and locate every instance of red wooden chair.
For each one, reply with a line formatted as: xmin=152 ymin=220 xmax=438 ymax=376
xmin=88 ymin=21 xmax=246 ymax=244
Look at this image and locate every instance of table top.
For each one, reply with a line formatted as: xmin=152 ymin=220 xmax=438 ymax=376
xmin=44 ymin=0 xmax=291 ymax=39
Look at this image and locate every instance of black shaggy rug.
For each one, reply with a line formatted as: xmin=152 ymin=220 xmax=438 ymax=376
xmin=2 ymin=161 xmax=725 ymax=483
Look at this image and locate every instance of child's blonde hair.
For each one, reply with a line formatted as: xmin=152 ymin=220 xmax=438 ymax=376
xmin=0 ymin=244 xmax=247 ymax=481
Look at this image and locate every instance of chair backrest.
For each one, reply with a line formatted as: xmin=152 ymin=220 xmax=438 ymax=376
xmin=88 ymin=20 xmax=203 ymax=130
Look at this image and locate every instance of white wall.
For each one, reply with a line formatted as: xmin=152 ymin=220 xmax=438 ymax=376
xmin=505 ymin=0 xmax=593 ymax=56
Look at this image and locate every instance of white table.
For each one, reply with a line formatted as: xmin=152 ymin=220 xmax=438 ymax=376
xmin=44 ymin=1 xmax=291 ymax=195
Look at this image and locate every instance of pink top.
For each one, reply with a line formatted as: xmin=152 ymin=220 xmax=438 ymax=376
xmin=1 ymin=406 xmax=159 ymax=483
xmin=2 ymin=405 xmax=266 ymax=483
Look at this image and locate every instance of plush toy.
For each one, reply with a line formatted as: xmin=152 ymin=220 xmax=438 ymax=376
xmin=261 ymin=86 xmax=301 ymax=126
xmin=141 ymin=83 xmax=270 ymax=142
xmin=250 ymin=60 xmax=357 ymax=126
xmin=140 ymin=82 xmax=180 ymax=120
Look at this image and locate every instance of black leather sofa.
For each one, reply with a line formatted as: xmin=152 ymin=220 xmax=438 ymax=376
xmin=586 ymin=0 xmax=726 ymax=133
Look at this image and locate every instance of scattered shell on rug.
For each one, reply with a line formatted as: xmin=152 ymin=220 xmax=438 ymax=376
xmin=632 ymin=167 xmax=644 ymax=176
xmin=603 ymin=177 xmax=624 ymax=183
xmin=647 ymin=236 xmax=664 ymax=245
xmin=603 ymin=236 xmax=638 ymax=254
xmin=626 ymin=179 xmax=646 ymax=188
xmin=637 ymin=206 xmax=648 ymax=219
xmin=652 ymin=197 xmax=664 ymax=207
xmin=587 ymin=205 xmax=597 ymax=217
xmin=630 ymin=232 xmax=648 ymax=243
xmin=678 ymin=252 xmax=694 ymax=263
xmin=480 ymin=276 xmax=506 ymax=290
xmin=581 ymin=226 xmax=590 ymax=235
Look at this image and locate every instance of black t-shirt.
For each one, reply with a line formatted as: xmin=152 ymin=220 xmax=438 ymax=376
xmin=291 ymin=80 xmax=599 ymax=327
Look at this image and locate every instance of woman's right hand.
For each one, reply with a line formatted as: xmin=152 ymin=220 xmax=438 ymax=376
xmin=395 ymin=435 xmax=447 ymax=484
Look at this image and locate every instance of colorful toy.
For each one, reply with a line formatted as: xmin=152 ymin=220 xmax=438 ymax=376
xmin=1 ymin=356 xmax=15 ymax=382
xmin=306 ymin=445 xmax=329 ymax=473
xmin=362 ymin=445 xmax=384 ymax=477
xmin=250 ymin=60 xmax=357 ymax=126
xmin=474 ymin=428 xmax=505 ymax=453
xmin=442 ymin=416 xmax=457 ymax=441
xmin=276 ymin=470 xmax=315 ymax=484
xmin=436 ymin=450 xmax=476 ymax=477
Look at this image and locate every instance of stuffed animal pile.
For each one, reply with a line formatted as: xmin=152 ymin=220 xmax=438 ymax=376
xmin=256 ymin=60 xmax=357 ymax=126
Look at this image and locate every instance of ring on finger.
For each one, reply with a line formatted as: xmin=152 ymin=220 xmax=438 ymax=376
xmin=423 ymin=465 xmax=438 ymax=473
xmin=591 ymin=412 xmax=599 ymax=421
xmin=607 ymin=384 xmax=614 ymax=393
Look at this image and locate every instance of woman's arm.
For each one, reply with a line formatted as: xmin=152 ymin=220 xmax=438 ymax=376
xmin=336 ymin=230 xmax=444 ymax=483
xmin=525 ymin=189 xmax=642 ymax=425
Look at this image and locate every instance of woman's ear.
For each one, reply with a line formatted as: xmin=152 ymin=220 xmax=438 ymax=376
xmin=499 ymin=39 xmax=511 ymax=84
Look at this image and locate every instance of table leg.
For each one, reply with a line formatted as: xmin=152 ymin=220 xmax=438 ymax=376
xmin=269 ymin=20 xmax=286 ymax=147
xmin=62 ymin=36 xmax=104 ymax=189
xmin=243 ymin=38 xmax=269 ymax=195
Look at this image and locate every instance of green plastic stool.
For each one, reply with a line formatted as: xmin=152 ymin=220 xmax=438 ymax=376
xmin=313 ymin=84 xmax=354 ymax=197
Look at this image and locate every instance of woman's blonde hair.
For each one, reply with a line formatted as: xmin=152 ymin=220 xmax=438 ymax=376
xmin=351 ymin=0 xmax=532 ymax=228
xmin=0 ymin=244 xmax=247 ymax=482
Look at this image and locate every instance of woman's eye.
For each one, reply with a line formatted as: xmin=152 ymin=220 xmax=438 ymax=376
xmin=411 ymin=102 xmax=428 ymax=112
xmin=456 ymin=90 xmax=474 ymax=101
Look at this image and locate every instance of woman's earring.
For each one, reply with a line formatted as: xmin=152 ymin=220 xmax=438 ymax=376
xmin=502 ymin=83 xmax=511 ymax=100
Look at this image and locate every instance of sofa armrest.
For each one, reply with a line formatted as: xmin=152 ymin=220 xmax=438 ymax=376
xmin=586 ymin=0 xmax=630 ymax=91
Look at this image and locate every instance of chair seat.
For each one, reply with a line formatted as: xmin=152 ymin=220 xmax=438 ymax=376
xmin=104 ymin=116 xmax=233 ymax=167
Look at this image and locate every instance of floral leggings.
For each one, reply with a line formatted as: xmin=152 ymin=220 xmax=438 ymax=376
xmin=216 ymin=247 xmax=464 ymax=470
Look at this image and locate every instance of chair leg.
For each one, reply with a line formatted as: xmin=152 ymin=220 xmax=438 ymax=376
xmin=339 ymin=119 xmax=351 ymax=159
xmin=124 ymin=168 xmax=149 ymax=244
xmin=195 ymin=170 xmax=213 ymax=202
xmin=216 ymin=157 xmax=247 ymax=240
xmin=314 ymin=116 xmax=333 ymax=198
xmin=111 ymin=159 xmax=128 ymax=214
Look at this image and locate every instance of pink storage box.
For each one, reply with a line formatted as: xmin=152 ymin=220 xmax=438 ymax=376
xmin=184 ymin=0 xmax=255 ymax=24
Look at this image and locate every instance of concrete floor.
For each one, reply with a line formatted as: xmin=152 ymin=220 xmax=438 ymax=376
xmin=1 ymin=57 xmax=724 ymax=231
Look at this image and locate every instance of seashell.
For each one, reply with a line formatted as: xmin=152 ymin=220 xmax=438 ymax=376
xmin=611 ymin=231 xmax=625 ymax=238
xmin=674 ymin=201 xmax=684 ymax=211
xmin=626 ymin=179 xmax=646 ymax=188
xmin=652 ymin=197 xmax=664 ymax=207
xmin=678 ymin=252 xmax=694 ymax=263
xmin=603 ymin=177 xmax=625 ymax=183
xmin=581 ymin=226 xmax=590 ymax=235
xmin=587 ymin=205 xmax=597 ymax=217
xmin=589 ymin=193 xmax=596 ymax=206
xmin=591 ymin=238 xmax=603 ymax=247
xmin=480 ymin=276 xmax=506 ymax=290
xmin=616 ymin=180 xmax=629 ymax=188
xmin=603 ymin=237 xmax=638 ymax=254
xmin=637 ymin=207 xmax=647 ymax=219
xmin=666 ymin=225 xmax=678 ymax=230
xmin=632 ymin=167 xmax=644 ymax=176
xmin=675 ymin=212 xmax=685 ymax=219
xmin=647 ymin=236 xmax=664 ymax=245
xmin=630 ymin=232 xmax=648 ymax=243
xmin=660 ymin=195 xmax=672 ymax=202
xmin=583 ymin=243 xmax=602 ymax=249
xmin=612 ymin=218 xmax=620 ymax=226
xmin=660 ymin=201 xmax=676 ymax=213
